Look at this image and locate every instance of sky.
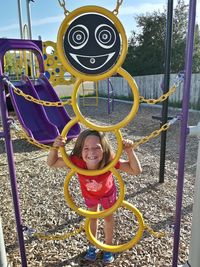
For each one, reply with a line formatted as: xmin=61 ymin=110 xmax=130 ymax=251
xmin=0 ymin=0 xmax=199 ymax=42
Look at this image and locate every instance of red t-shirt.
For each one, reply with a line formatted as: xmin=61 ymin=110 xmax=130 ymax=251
xmin=70 ymin=155 xmax=120 ymax=199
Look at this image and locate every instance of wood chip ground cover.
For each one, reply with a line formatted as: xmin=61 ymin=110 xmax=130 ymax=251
xmin=0 ymin=99 xmax=199 ymax=267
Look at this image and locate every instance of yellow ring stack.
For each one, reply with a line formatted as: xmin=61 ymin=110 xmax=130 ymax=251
xmin=57 ymin=5 xmax=144 ymax=252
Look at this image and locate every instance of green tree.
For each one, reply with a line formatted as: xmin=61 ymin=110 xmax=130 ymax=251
xmin=171 ymin=0 xmax=188 ymax=72
xmin=123 ymin=0 xmax=200 ymax=75
xmin=193 ymin=24 xmax=200 ymax=73
xmin=4 ymin=52 xmax=15 ymax=74
xmin=123 ymin=10 xmax=166 ymax=76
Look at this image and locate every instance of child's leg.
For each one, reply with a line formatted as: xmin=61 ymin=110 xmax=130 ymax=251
xmin=104 ymin=213 xmax=115 ymax=245
xmin=103 ymin=214 xmax=115 ymax=264
xmin=84 ymin=205 xmax=99 ymax=261
xmin=88 ymin=205 xmax=99 ymax=238
xmin=100 ymin=186 xmax=117 ymax=245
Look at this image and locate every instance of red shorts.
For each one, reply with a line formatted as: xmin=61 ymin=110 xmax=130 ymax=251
xmin=84 ymin=186 xmax=117 ymax=209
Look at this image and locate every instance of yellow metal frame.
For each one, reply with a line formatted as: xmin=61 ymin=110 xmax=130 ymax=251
xmin=43 ymin=40 xmax=76 ymax=86
xmin=85 ymin=200 xmax=145 ymax=252
xmin=57 ymin=5 xmax=145 ymax=251
xmin=70 ymin=68 xmax=139 ymax=131
xmin=60 ymin=118 xmax=123 ymax=176
xmin=57 ymin=5 xmax=128 ymax=81
xmin=64 ymin=168 xmax=125 ymax=218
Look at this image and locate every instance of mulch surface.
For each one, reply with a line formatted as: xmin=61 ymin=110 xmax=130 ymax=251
xmin=0 ymin=98 xmax=199 ymax=266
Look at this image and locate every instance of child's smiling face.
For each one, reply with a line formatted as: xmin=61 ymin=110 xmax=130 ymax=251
xmin=82 ymin=135 xmax=104 ymax=169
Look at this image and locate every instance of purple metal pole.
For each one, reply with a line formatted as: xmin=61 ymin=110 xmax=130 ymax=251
xmin=110 ymin=79 xmax=114 ymax=112
xmin=0 ymin=78 xmax=27 ymax=267
xmin=172 ymin=0 xmax=196 ymax=266
xmin=107 ymin=78 xmax=111 ymax=114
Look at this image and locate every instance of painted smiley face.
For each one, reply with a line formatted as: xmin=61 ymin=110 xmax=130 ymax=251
xmin=63 ymin=13 xmax=121 ymax=75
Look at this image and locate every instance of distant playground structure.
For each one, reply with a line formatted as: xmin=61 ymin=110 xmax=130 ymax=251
xmin=1 ymin=39 xmax=81 ymax=144
xmin=0 ymin=0 xmax=200 ymax=267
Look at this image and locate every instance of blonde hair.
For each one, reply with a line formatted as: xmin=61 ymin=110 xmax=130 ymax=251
xmin=71 ymin=129 xmax=113 ymax=169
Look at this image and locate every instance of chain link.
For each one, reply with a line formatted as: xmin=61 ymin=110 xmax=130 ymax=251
xmin=139 ymin=85 xmax=176 ymax=104
xmin=113 ymin=0 xmax=123 ymax=15
xmin=144 ymin=224 xmax=165 ymax=238
xmin=139 ymin=73 xmax=184 ymax=105
xmin=24 ymin=224 xmax=85 ymax=241
xmin=24 ymin=223 xmax=165 ymax=241
xmin=10 ymin=121 xmax=56 ymax=150
xmin=58 ymin=0 xmax=123 ymax=16
xmin=13 ymin=87 xmax=71 ymax=107
xmin=132 ymin=123 xmax=170 ymax=149
xmin=58 ymin=0 xmax=70 ymax=16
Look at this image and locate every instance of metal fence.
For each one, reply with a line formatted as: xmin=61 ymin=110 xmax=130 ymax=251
xmin=98 ymin=73 xmax=200 ymax=110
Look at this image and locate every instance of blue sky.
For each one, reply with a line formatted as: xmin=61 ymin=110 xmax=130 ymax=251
xmin=0 ymin=0 xmax=199 ymax=42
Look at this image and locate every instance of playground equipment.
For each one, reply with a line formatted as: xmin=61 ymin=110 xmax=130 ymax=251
xmin=107 ymin=77 xmax=115 ymax=114
xmin=159 ymin=0 xmax=174 ymax=183
xmin=179 ymin=122 xmax=200 ymax=267
xmin=0 ymin=38 xmax=81 ymax=144
xmin=0 ymin=0 xmax=198 ymax=266
xmin=0 ymin=216 xmax=8 ymax=267
xmin=171 ymin=0 xmax=197 ymax=266
xmin=42 ymin=40 xmax=76 ymax=86
xmin=56 ymin=1 xmax=164 ymax=254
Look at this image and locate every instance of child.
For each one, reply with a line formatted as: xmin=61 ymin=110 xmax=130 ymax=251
xmin=47 ymin=129 xmax=142 ymax=264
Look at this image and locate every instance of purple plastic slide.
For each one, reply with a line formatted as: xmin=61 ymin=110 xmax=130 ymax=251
xmin=27 ymin=74 xmax=80 ymax=139
xmin=7 ymin=75 xmax=80 ymax=144
xmin=7 ymin=77 xmax=59 ymax=144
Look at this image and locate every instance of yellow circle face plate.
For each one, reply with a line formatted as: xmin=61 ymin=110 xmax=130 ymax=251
xmin=57 ymin=6 xmax=128 ymax=81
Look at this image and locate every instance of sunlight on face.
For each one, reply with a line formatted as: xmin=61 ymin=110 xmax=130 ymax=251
xmin=82 ymin=135 xmax=104 ymax=169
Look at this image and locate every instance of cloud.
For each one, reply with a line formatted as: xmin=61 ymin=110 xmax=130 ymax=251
xmin=0 ymin=2 xmax=199 ymax=34
xmin=0 ymin=14 xmax=64 ymax=32
xmin=119 ymin=3 xmax=165 ymax=15
xmin=0 ymin=24 xmax=18 ymax=32
xmin=119 ymin=1 xmax=200 ymax=25
xmin=31 ymin=14 xmax=64 ymax=26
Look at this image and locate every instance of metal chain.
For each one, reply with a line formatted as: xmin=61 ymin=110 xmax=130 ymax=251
xmin=13 ymin=87 xmax=71 ymax=107
xmin=144 ymin=224 xmax=165 ymax=238
xmin=58 ymin=0 xmax=70 ymax=16
xmin=113 ymin=0 xmax=123 ymax=15
xmin=24 ymin=223 xmax=165 ymax=240
xmin=132 ymin=123 xmax=170 ymax=149
xmin=23 ymin=224 xmax=85 ymax=241
xmin=139 ymin=85 xmax=176 ymax=104
xmin=10 ymin=122 xmax=56 ymax=150
xmin=121 ymin=211 xmax=165 ymax=238
xmin=139 ymin=72 xmax=184 ymax=105
xmin=58 ymin=0 xmax=123 ymax=16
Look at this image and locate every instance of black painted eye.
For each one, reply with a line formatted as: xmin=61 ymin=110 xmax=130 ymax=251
xmin=68 ymin=25 xmax=89 ymax=49
xmin=95 ymin=24 xmax=116 ymax=49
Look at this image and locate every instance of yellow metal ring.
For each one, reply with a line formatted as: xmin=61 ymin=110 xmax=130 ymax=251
xmin=64 ymin=168 xmax=125 ymax=218
xmin=57 ymin=5 xmax=127 ymax=81
xmin=85 ymin=200 xmax=144 ymax=252
xmin=60 ymin=118 xmax=123 ymax=176
xmin=71 ymin=68 xmax=139 ymax=131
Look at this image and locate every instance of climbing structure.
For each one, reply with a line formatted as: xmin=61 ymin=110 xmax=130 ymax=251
xmin=57 ymin=2 xmax=143 ymax=252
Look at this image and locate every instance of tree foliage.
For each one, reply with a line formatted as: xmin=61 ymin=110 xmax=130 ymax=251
xmin=123 ymin=0 xmax=200 ymax=75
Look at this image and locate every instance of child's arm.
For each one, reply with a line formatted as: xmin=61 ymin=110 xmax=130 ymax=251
xmin=47 ymin=135 xmax=67 ymax=168
xmin=119 ymin=139 xmax=142 ymax=175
